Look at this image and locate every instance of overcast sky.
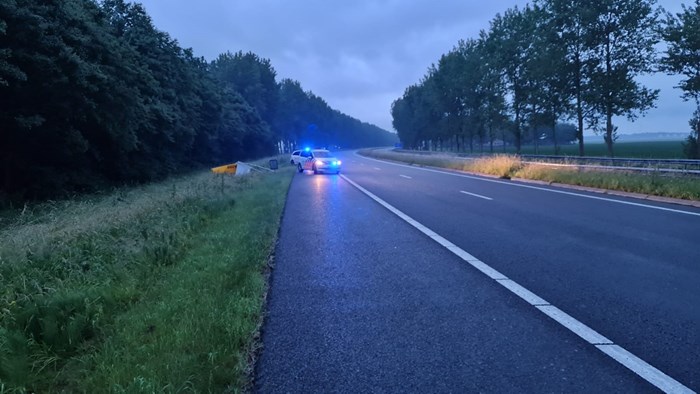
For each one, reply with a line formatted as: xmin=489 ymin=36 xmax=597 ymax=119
xmin=136 ymin=0 xmax=694 ymax=137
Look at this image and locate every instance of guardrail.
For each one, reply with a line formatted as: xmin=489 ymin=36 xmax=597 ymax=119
xmin=392 ymin=149 xmax=700 ymax=175
xmin=519 ymin=155 xmax=700 ymax=175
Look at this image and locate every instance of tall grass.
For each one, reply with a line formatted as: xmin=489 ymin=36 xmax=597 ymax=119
xmin=0 ymin=162 xmax=293 ymax=391
xmin=510 ymin=141 xmax=686 ymax=158
xmin=466 ymin=155 xmax=522 ymax=178
xmin=360 ymin=149 xmax=700 ymax=201
xmin=515 ymin=165 xmax=700 ymax=200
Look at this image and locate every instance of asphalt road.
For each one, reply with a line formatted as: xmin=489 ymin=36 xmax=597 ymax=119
xmin=255 ymin=151 xmax=699 ymax=393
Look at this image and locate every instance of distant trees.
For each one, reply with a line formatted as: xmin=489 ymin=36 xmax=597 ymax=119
xmin=392 ymin=0 xmax=666 ymax=158
xmin=662 ymin=0 xmax=700 ymax=158
xmin=0 ymin=0 xmax=395 ymax=203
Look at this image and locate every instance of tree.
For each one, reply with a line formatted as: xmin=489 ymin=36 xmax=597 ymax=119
xmin=0 ymin=0 xmax=392 ymax=205
xmin=274 ymin=79 xmax=308 ymax=152
xmin=586 ymin=0 xmax=660 ymax=157
xmin=392 ymin=82 xmax=440 ymax=150
xmin=539 ymin=0 xmax=599 ymax=156
xmin=662 ymin=0 xmax=700 ymax=158
xmin=488 ymin=6 xmax=537 ymax=154
xmin=210 ymin=51 xmax=279 ymax=129
xmin=433 ymin=48 xmax=468 ymax=151
xmin=525 ymin=4 xmax=572 ymax=155
xmin=476 ymin=34 xmax=508 ymax=153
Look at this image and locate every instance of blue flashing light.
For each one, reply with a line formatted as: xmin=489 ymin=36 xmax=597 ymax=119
xmin=304 ymin=147 xmax=311 ymax=152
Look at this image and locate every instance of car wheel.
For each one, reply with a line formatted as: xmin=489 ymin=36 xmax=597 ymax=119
xmin=312 ymin=165 xmax=318 ymax=174
xmin=297 ymin=163 xmax=303 ymax=173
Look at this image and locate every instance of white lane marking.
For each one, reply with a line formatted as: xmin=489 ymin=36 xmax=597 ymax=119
xmin=373 ymin=167 xmax=382 ymax=170
xmin=354 ymin=152 xmax=700 ymax=217
xmin=460 ymin=190 xmax=493 ymax=201
xmin=596 ymin=345 xmax=694 ymax=394
xmin=535 ymin=305 xmax=613 ymax=345
xmin=400 ymin=175 xmax=412 ymax=179
xmin=496 ymin=279 xmax=549 ymax=306
xmin=339 ymin=172 xmax=694 ymax=393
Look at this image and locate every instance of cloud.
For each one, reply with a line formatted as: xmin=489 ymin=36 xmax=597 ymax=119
xmin=138 ymin=0 xmax=694 ymax=134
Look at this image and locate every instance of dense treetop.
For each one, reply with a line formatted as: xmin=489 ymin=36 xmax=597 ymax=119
xmin=662 ymin=0 xmax=700 ymax=158
xmin=392 ymin=0 xmax=700 ymax=158
xmin=0 ymin=0 xmax=396 ymax=203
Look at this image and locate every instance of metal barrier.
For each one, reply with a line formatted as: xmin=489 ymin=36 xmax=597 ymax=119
xmin=519 ymin=155 xmax=700 ymax=175
xmin=392 ymin=149 xmax=700 ymax=175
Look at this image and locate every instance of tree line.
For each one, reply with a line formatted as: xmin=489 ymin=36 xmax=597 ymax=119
xmin=0 ymin=0 xmax=396 ymax=203
xmin=391 ymin=0 xmax=700 ymax=159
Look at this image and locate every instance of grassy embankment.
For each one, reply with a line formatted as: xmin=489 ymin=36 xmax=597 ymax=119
xmin=499 ymin=140 xmax=686 ymax=158
xmin=360 ymin=148 xmax=700 ymax=201
xmin=0 ymin=160 xmax=293 ymax=392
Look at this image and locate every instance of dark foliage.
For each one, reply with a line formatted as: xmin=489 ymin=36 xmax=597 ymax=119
xmin=392 ymin=0 xmax=661 ymax=157
xmin=0 ymin=0 xmax=394 ymax=204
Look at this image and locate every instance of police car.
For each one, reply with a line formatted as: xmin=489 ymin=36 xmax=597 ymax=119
xmin=293 ymin=148 xmax=341 ymax=174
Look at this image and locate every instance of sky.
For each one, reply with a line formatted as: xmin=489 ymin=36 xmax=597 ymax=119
xmin=136 ymin=0 xmax=695 ymax=137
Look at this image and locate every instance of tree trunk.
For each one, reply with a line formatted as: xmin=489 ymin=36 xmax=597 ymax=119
xmin=574 ymin=52 xmax=585 ymax=157
xmin=552 ymin=120 xmax=560 ymax=155
xmin=479 ymin=131 xmax=484 ymax=154
xmin=514 ymin=106 xmax=522 ymax=154
xmin=531 ymin=103 xmax=539 ymax=155
xmin=605 ymin=112 xmax=614 ymax=157
xmin=604 ymin=34 xmax=614 ymax=158
xmin=502 ymin=130 xmax=507 ymax=153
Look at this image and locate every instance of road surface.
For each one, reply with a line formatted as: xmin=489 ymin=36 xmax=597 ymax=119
xmin=255 ymin=151 xmax=699 ymax=393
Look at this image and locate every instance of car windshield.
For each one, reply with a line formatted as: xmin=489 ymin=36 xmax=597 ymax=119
xmin=313 ymin=151 xmax=332 ymax=158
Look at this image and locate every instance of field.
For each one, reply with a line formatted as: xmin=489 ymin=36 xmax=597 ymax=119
xmin=0 ymin=160 xmax=294 ymax=392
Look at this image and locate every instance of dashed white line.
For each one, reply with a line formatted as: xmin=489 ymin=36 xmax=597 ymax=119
xmin=373 ymin=167 xmax=382 ymax=171
xmin=339 ymin=173 xmax=694 ymax=394
xmin=354 ymin=151 xmax=700 ymax=217
xmin=460 ymin=190 xmax=493 ymax=201
xmin=399 ymin=175 xmax=412 ymax=179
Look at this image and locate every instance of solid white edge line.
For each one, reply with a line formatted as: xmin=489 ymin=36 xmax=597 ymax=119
xmin=339 ymin=172 xmax=694 ymax=393
xmin=497 ymin=279 xmax=550 ymax=306
xmin=400 ymin=174 xmax=412 ymax=179
xmin=460 ymin=190 xmax=494 ymax=201
xmin=596 ymin=345 xmax=695 ymax=394
xmin=354 ymin=151 xmax=700 ymax=217
xmin=535 ymin=305 xmax=613 ymax=345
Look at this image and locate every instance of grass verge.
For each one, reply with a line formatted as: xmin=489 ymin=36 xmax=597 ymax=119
xmin=359 ymin=149 xmax=700 ymax=201
xmin=0 ymin=160 xmax=293 ymax=392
